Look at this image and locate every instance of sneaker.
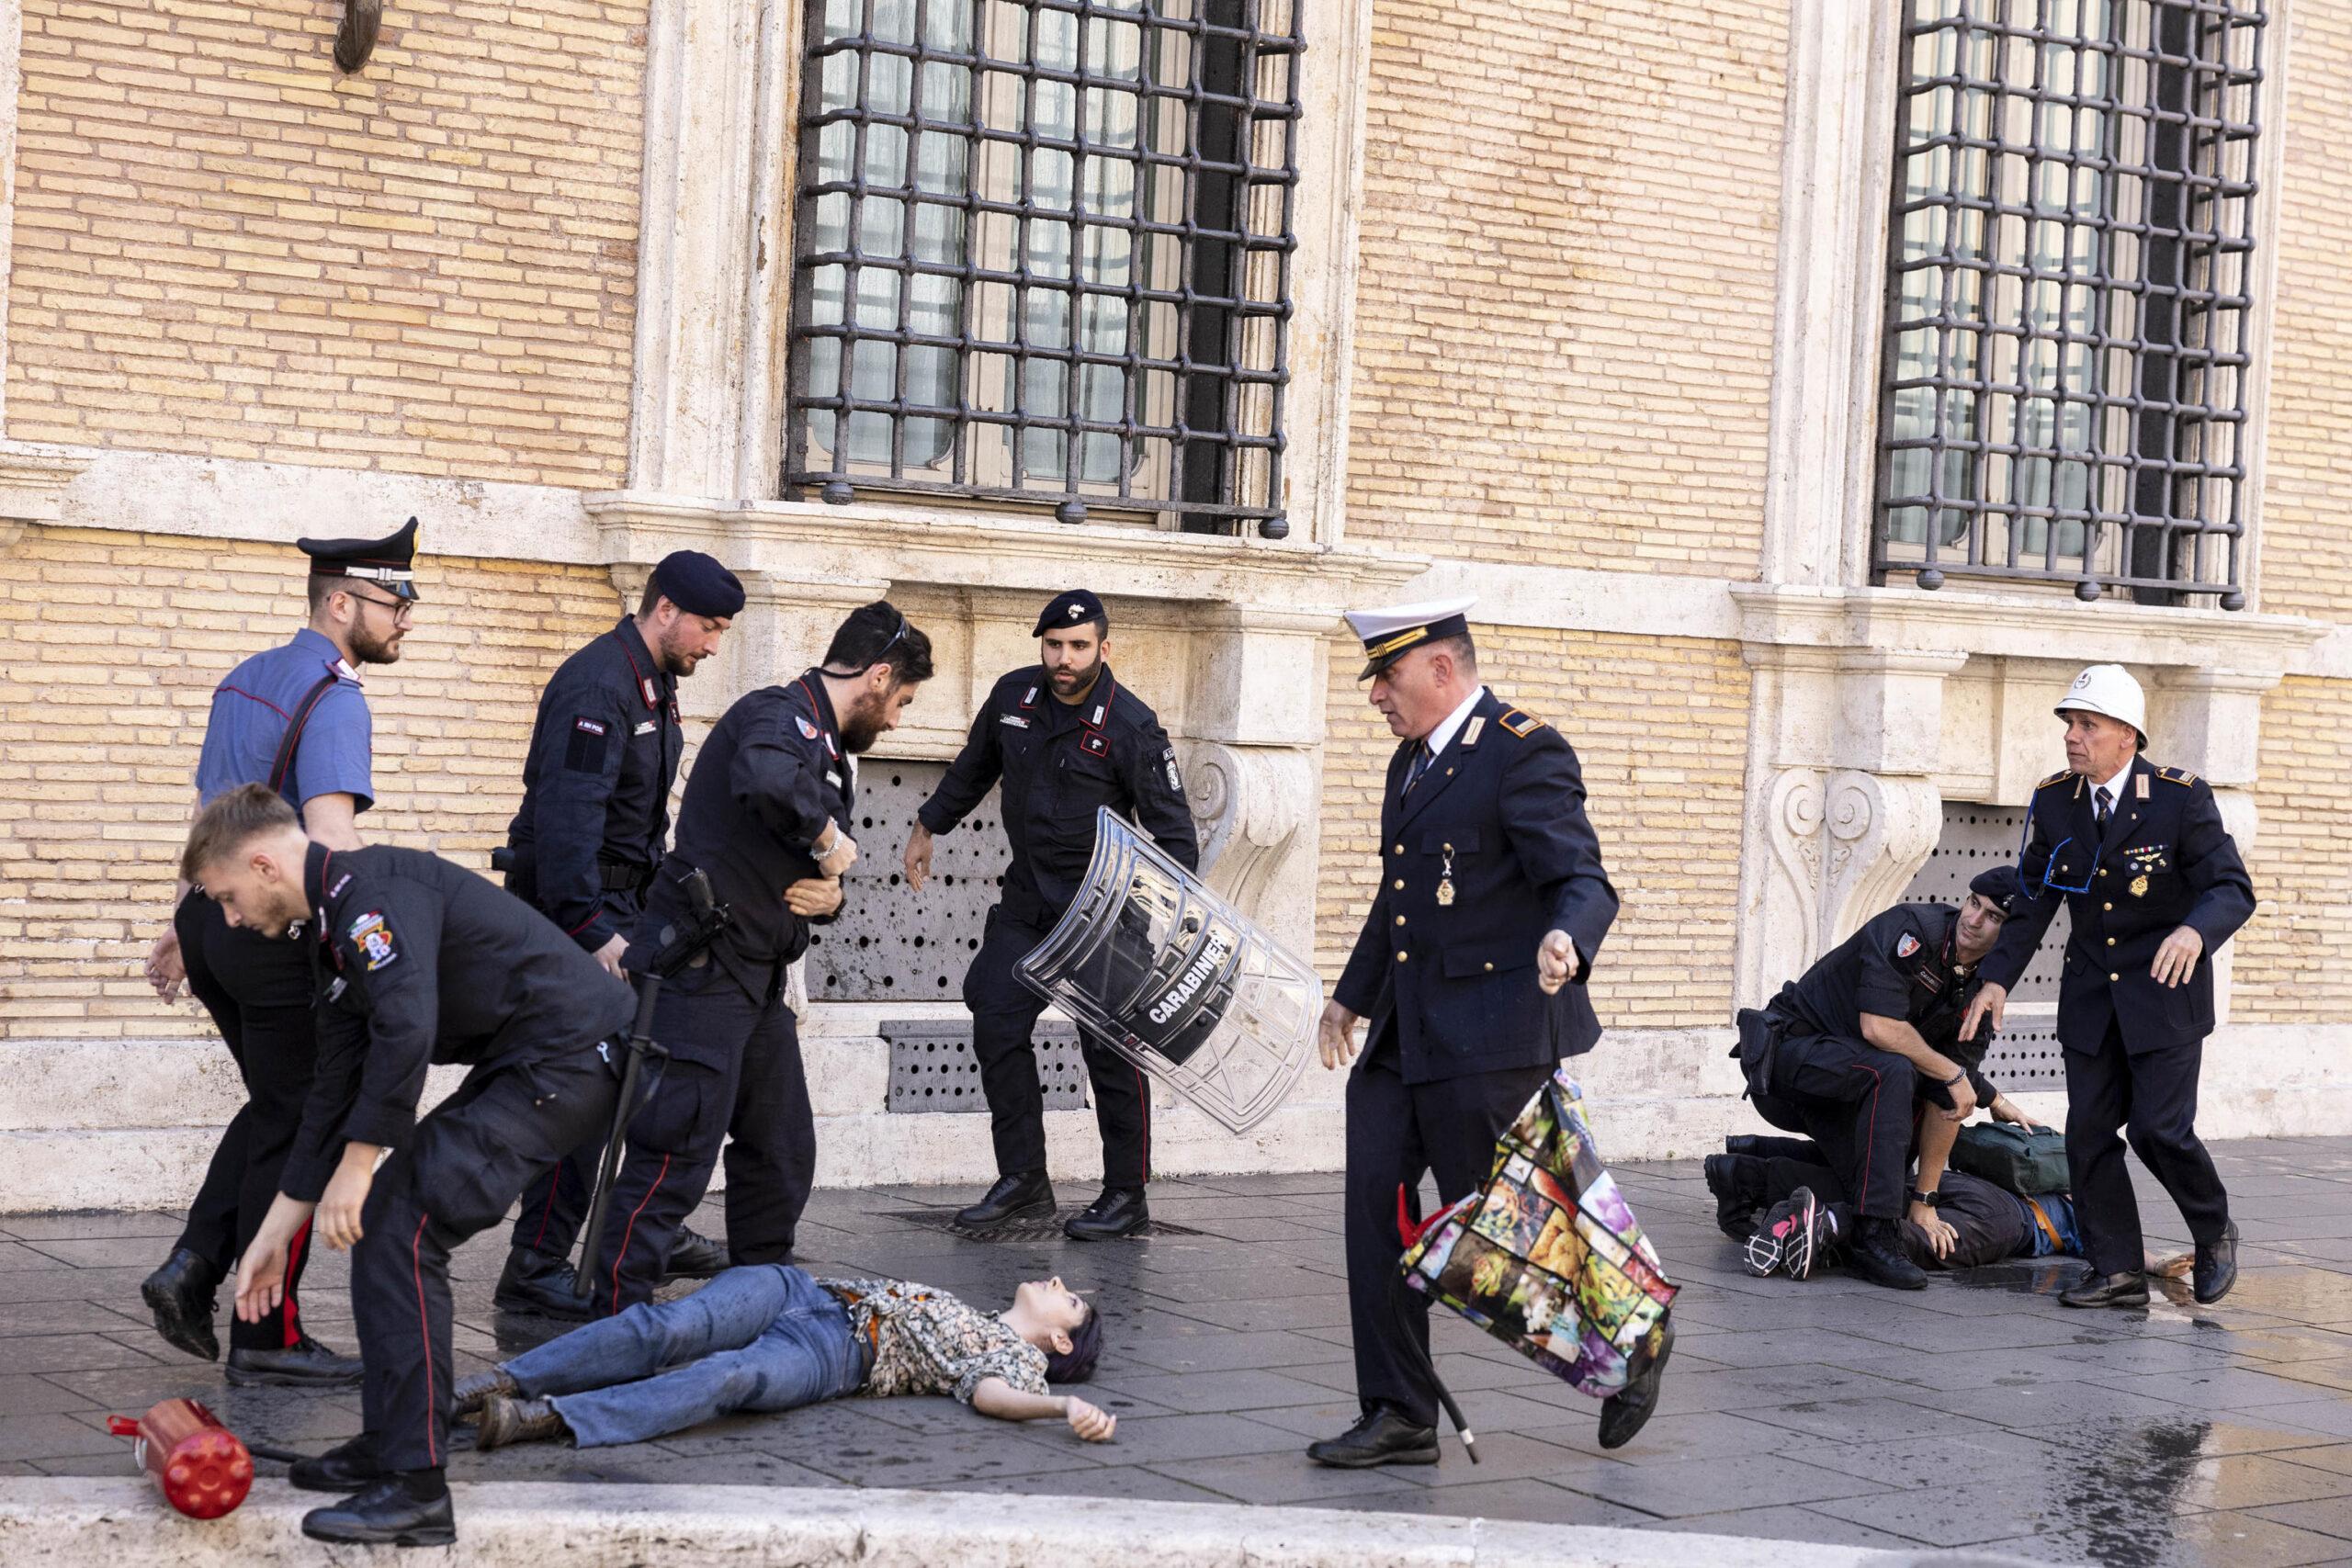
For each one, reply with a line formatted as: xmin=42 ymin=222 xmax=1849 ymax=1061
xmin=1743 ymin=1186 xmax=1818 ymax=1279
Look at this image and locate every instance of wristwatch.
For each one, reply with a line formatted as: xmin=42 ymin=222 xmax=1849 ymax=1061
xmin=1907 ymin=1187 xmax=1945 ymax=1209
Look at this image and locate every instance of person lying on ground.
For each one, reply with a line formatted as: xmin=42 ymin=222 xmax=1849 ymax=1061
xmin=450 ymin=1262 xmax=1115 ymax=1450
xmin=1708 ymin=1142 xmax=2190 ymax=1283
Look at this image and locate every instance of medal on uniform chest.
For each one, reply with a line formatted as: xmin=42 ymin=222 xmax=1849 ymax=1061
xmin=1437 ymin=844 xmax=1457 ymax=907
xmin=2131 ymin=874 xmax=2149 ymax=897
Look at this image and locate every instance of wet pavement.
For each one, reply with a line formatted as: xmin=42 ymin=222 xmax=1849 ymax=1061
xmin=17 ymin=1140 xmax=2352 ymax=1564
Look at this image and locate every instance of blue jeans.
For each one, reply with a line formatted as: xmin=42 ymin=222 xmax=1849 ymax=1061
xmin=500 ymin=1264 xmax=866 ymax=1448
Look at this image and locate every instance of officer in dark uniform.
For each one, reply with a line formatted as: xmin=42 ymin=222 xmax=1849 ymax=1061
xmin=908 ymin=589 xmax=1200 ymax=1240
xmin=580 ymin=601 xmax=934 ymax=1314
xmin=492 ymin=550 xmax=744 ymax=1318
xmin=1726 ymin=867 xmax=2038 ymax=1290
xmin=138 ymin=518 xmax=421 ymax=1387
xmin=1310 ymin=598 xmax=1634 ymax=1466
xmin=184 ymin=784 xmax=635 ymax=1547
xmin=1964 ymin=664 xmax=2255 ymax=1308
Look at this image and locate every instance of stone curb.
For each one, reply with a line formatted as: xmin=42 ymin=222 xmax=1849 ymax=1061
xmin=0 ymin=1479 xmax=2047 ymax=1567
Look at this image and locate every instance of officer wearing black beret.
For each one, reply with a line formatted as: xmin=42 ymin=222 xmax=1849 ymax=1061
xmin=1964 ymin=664 xmax=2256 ymax=1308
xmin=1313 ymin=598 xmax=1638 ymax=1464
xmin=491 ymin=550 xmax=744 ymax=1316
xmin=907 ymin=588 xmax=1200 ymax=1240
xmin=1726 ymin=867 xmax=2041 ymax=1289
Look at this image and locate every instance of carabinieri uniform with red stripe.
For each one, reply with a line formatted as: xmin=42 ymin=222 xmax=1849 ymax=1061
xmin=578 ymin=671 xmax=854 ymax=1314
xmin=282 ymin=840 xmax=635 ymax=1477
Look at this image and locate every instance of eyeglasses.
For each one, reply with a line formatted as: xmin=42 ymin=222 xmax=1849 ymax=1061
xmin=344 ymin=589 xmax=414 ymax=625
xmin=2016 ymin=802 xmax=2101 ymax=895
xmin=875 ymin=610 xmax=908 ymax=660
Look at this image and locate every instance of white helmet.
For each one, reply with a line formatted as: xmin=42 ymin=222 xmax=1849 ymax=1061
xmin=2054 ymin=663 xmax=2148 ymax=743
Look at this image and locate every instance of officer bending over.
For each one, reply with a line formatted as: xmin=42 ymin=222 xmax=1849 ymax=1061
xmin=581 ymin=601 xmax=933 ymax=1314
xmin=1730 ymin=869 xmax=2038 ymax=1291
xmin=908 ymin=589 xmax=1199 ymax=1239
xmin=187 ymin=784 xmax=635 ymax=1547
xmin=493 ymin=550 xmax=743 ymax=1319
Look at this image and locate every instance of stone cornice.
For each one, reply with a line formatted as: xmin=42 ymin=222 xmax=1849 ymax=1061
xmin=1730 ymin=582 xmax=2329 ymax=675
xmin=582 ymin=491 xmax=1430 ymax=615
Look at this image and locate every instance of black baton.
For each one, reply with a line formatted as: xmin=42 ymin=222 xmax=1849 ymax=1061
xmin=571 ymin=868 xmax=730 ymax=1302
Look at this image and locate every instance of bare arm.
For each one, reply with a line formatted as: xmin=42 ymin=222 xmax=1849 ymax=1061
xmin=967 ymin=1377 xmax=1117 ymax=1441
xmin=1858 ymin=1013 xmax=1976 ymax=1121
xmin=301 ymin=791 xmax=365 ymax=852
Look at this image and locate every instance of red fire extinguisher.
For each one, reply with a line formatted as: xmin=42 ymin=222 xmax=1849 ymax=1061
xmin=108 ymin=1398 xmax=255 ymax=1519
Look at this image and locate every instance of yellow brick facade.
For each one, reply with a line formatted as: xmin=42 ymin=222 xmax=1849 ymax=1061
xmin=2233 ymin=677 xmax=2352 ymax=1026
xmin=5 ymin=0 xmax=646 ymax=487
xmin=1341 ymin=0 xmax=1787 ymax=577
xmin=1315 ymin=626 xmax=1752 ymax=1030
xmin=0 ymin=526 xmax=617 ymax=1039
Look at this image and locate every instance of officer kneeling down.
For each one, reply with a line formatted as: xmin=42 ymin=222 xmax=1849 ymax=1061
xmin=189 ymin=784 xmax=636 ymax=1548
xmin=1731 ymin=868 xmax=2032 ymax=1291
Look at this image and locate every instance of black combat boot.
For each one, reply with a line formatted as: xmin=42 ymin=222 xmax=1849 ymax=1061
xmin=493 ymin=1247 xmax=593 ymax=1319
xmin=1847 ymin=1216 xmax=1928 ymax=1291
xmin=1065 ymin=1187 xmax=1148 ymax=1240
xmin=140 ymin=1247 xmax=222 ymax=1362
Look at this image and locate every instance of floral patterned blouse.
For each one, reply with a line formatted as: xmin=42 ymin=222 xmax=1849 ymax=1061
xmin=816 ymin=1276 xmax=1051 ymax=1404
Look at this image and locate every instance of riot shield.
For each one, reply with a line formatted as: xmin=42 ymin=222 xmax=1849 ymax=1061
xmin=1015 ymin=807 xmax=1320 ymax=1134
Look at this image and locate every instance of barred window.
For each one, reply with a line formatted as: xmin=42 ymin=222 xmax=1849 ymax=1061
xmin=1874 ymin=0 xmax=2266 ymax=607
xmin=786 ymin=0 xmax=1302 ymax=538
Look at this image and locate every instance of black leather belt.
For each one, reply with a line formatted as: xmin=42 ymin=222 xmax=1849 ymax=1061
xmin=598 ymin=860 xmax=656 ymax=894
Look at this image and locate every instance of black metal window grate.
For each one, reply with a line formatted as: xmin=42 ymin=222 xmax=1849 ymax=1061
xmin=1875 ymin=0 xmax=2266 ymax=607
xmin=786 ymin=0 xmax=1302 ymax=538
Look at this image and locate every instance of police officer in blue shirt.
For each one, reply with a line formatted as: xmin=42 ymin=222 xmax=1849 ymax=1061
xmin=1310 ymin=599 xmax=1645 ymax=1464
xmin=138 ymin=518 xmax=421 ymax=1386
xmin=580 ymin=602 xmax=934 ymax=1315
xmin=1964 ymin=664 xmax=2256 ymax=1308
xmin=905 ymin=589 xmax=1200 ymax=1241
xmin=492 ymin=550 xmax=743 ymax=1319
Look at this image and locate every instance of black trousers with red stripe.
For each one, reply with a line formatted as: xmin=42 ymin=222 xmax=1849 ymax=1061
xmin=350 ymin=1045 xmax=616 ymax=1473
xmin=1746 ymin=1029 xmax=1920 ymax=1221
xmin=586 ymin=961 xmax=810 ymax=1314
xmin=174 ymin=890 xmax=318 ymax=1352
xmin=965 ymin=902 xmax=1150 ymax=1190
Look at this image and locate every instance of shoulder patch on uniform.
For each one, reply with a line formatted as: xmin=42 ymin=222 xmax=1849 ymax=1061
xmin=572 ymin=716 xmax=607 ymax=737
xmin=327 ymin=873 xmax=352 ymax=898
xmin=1163 ymin=745 xmax=1183 ymax=795
xmin=2036 ymin=770 xmax=2071 ymax=790
xmin=1895 ymin=931 xmax=1920 ymax=958
xmin=1498 ymin=708 xmax=1546 ymax=739
xmin=347 ymin=910 xmax=399 ymax=973
xmin=796 ymin=715 xmax=820 ymax=740
xmin=2157 ymin=766 xmax=2201 ymax=786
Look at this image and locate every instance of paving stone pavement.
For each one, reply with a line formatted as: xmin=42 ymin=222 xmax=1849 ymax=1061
xmin=22 ymin=1139 xmax=2352 ymax=1564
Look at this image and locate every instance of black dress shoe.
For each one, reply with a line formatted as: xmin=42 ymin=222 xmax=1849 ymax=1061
xmin=1847 ymin=1216 xmax=1928 ymax=1291
xmin=956 ymin=1170 xmax=1055 ymax=1228
xmin=663 ymin=1225 xmax=729 ymax=1280
xmin=2061 ymin=1269 xmax=2151 ymax=1309
xmin=141 ymin=1247 xmax=222 ymax=1362
xmin=1598 ymin=1316 xmax=1674 ymax=1450
xmin=226 ymin=1332 xmax=365 ymax=1389
xmin=2195 ymin=1221 xmax=2240 ymax=1305
xmin=476 ymin=1393 xmax=570 ymax=1451
xmin=493 ymin=1247 xmax=593 ymax=1320
xmin=1066 ymin=1187 xmax=1149 ymax=1241
xmin=453 ymin=1366 xmax=520 ymax=1421
xmin=300 ymin=1476 xmax=456 ymax=1548
xmin=288 ymin=1437 xmax=389 ymax=1495
xmin=1306 ymin=1406 xmax=1439 ymax=1468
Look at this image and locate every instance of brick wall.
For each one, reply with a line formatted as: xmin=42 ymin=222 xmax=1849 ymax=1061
xmin=5 ymin=0 xmax=646 ymax=487
xmin=0 ymin=527 xmax=617 ymax=1039
xmin=1341 ymin=0 xmax=1786 ymax=577
xmin=2251 ymin=2 xmax=2352 ymax=625
xmin=2232 ymin=677 xmax=2352 ymax=1026
xmin=1315 ymin=626 xmax=1752 ymax=1031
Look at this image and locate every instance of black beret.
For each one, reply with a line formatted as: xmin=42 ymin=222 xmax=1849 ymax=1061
xmin=299 ymin=516 xmax=422 ymax=603
xmin=649 ymin=550 xmax=745 ymax=619
xmin=1969 ymin=865 xmax=2030 ymax=918
xmin=1034 ymin=588 xmax=1107 ymax=637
